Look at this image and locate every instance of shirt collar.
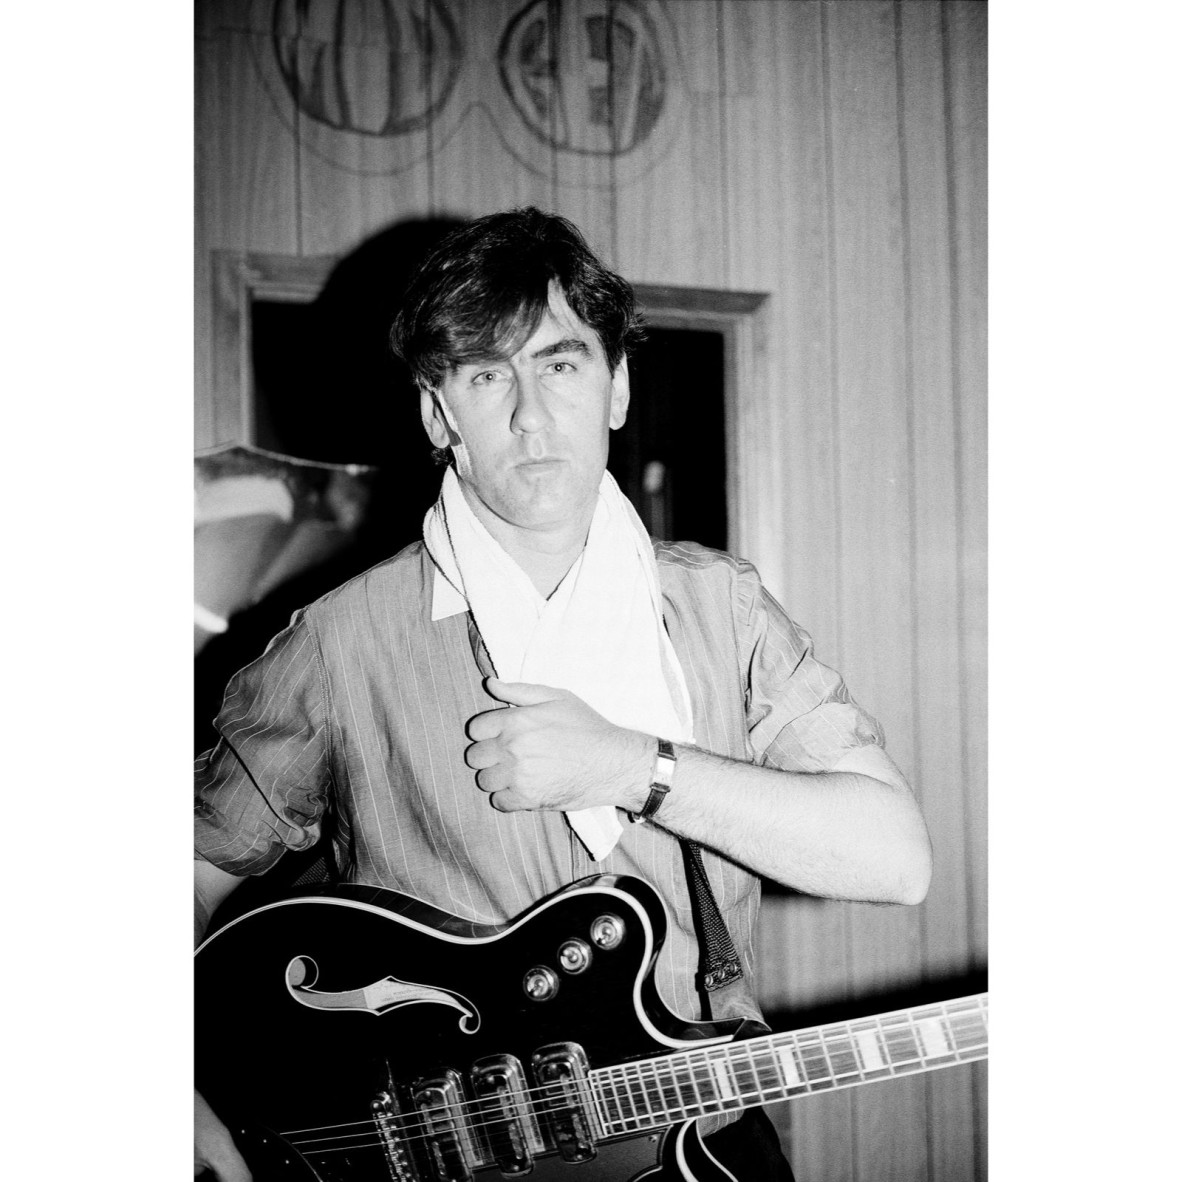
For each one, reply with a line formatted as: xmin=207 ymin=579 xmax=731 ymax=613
xmin=431 ymin=565 xmax=469 ymax=621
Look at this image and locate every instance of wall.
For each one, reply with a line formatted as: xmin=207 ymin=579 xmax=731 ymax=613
xmin=195 ymin=2 xmax=987 ymax=1177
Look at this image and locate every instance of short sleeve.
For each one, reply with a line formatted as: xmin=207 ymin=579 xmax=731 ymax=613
xmin=194 ymin=611 xmax=333 ymax=876
xmin=736 ymin=565 xmax=885 ymax=772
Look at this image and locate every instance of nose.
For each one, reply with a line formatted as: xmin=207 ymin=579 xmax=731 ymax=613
xmin=509 ymin=371 xmax=552 ymax=435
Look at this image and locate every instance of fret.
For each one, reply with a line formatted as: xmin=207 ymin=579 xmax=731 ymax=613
xmin=634 ymin=1059 xmax=658 ymax=1127
xmin=615 ymin=1065 xmax=633 ymax=1124
xmin=820 ymin=1024 xmax=862 ymax=1083
xmin=748 ymin=1043 xmax=786 ymax=1101
xmin=672 ymin=1057 xmax=703 ymax=1118
xmin=617 ymin=1062 xmax=644 ymax=1130
xmin=731 ymin=1041 xmax=761 ymax=1103
xmin=685 ymin=1049 xmax=708 ymax=1117
xmin=945 ymin=1000 xmax=988 ymax=1056
xmin=652 ymin=1056 xmax=684 ymax=1123
xmin=917 ymin=1015 xmax=953 ymax=1060
xmin=773 ymin=1036 xmax=807 ymax=1093
xmin=797 ymin=1033 xmax=835 ymax=1090
xmin=593 ymin=1067 xmax=619 ymax=1130
xmin=852 ymin=1021 xmax=889 ymax=1074
xmin=651 ymin=1056 xmax=679 ymax=1121
xmin=815 ymin=1028 xmax=840 ymax=1089
xmin=880 ymin=1013 xmax=926 ymax=1073
xmin=635 ymin=1060 xmax=659 ymax=1125
xmin=708 ymin=1051 xmax=739 ymax=1105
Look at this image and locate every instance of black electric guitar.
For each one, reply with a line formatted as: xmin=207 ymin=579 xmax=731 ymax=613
xmin=195 ymin=875 xmax=987 ymax=1181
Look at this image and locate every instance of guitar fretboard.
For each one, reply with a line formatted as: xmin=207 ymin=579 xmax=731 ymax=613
xmin=591 ymin=994 xmax=987 ymax=1135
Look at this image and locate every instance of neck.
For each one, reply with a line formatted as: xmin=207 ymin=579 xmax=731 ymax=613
xmin=458 ymin=486 xmax=594 ymax=599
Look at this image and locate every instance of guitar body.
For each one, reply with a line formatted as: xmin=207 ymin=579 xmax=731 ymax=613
xmin=196 ymin=875 xmax=744 ymax=1181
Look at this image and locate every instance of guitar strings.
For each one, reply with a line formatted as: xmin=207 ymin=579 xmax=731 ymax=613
xmin=279 ymin=1005 xmax=988 ymax=1146
xmin=276 ymin=1011 xmax=988 ymax=1148
xmin=268 ymin=1003 xmax=988 ymax=1157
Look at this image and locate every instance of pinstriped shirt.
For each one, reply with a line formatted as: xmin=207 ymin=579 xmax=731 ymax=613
xmin=195 ymin=539 xmax=883 ymax=1030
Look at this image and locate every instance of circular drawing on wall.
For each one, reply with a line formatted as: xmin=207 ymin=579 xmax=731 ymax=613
xmin=499 ymin=0 xmax=668 ymax=157
xmin=250 ymin=0 xmax=465 ymax=176
xmin=271 ymin=0 xmax=463 ymax=136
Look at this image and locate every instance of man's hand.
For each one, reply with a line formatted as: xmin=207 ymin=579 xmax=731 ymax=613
xmin=195 ymin=1090 xmax=251 ymax=1181
xmin=466 ymin=678 xmax=651 ymax=814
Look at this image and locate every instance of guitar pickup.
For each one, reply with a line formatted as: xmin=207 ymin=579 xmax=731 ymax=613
xmin=409 ymin=1069 xmax=482 ymax=1182
xmin=470 ymin=1054 xmax=544 ymax=1174
xmin=531 ymin=1043 xmax=599 ymax=1163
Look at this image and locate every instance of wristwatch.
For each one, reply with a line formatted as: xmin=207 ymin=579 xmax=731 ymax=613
xmin=632 ymin=737 xmax=676 ymax=823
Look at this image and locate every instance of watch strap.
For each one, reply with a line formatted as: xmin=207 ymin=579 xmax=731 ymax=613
xmin=633 ymin=737 xmax=676 ymax=823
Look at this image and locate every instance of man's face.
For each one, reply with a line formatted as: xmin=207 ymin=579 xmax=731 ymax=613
xmin=421 ymin=286 xmax=630 ymax=541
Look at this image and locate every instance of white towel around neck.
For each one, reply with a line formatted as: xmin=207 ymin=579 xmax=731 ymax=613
xmin=422 ymin=466 xmax=694 ymax=860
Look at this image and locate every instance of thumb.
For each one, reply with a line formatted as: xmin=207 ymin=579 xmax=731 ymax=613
xmin=484 ymin=677 xmax=564 ymax=707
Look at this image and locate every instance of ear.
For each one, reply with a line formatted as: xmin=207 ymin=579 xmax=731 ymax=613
xmin=609 ymin=357 xmax=631 ymax=430
xmin=420 ymin=388 xmax=456 ymax=450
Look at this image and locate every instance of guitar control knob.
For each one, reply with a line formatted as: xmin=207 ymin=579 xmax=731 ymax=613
xmin=558 ymin=939 xmax=592 ymax=974
xmin=590 ymin=914 xmax=625 ymax=950
xmin=523 ymin=965 xmax=559 ymax=1001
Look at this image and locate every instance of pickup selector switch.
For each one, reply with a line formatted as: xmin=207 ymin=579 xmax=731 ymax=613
xmin=558 ymin=939 xmax=591 ymax=974
xmin=523 ymin=965 xmax=559 ymax=1001
xmin=590 ymin=914 xmax=625 ymax=950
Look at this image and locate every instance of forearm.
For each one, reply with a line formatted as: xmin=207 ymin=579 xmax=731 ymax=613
xmin=621 ymin=743 xmax=932 ymax=905
xmin=195 ymin=857 xmax=244 ymax=947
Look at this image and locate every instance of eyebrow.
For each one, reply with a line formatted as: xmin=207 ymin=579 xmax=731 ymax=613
xmin=531 ymin=337 xmax=592 ymax=361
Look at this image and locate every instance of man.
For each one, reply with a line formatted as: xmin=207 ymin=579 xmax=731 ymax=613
xmin=194 ymin=208 xmax=931 ymax=1180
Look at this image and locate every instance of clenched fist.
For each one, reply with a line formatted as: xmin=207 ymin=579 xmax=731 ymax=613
xmin=466 ymin=678 xmax=652 ymax=815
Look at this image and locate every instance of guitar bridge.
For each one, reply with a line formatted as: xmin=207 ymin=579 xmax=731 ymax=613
xmin=372 ymin=1090 xmax=415 ymax=1181
xmin=531 ymin=1042 xmax=599 ymax=1163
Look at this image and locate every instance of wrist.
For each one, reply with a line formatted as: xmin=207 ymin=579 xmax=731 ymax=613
xmin=619 ymin=732 xmax=657 ymax=813
xmin=630 ymin=737 xmax=677 ymax=823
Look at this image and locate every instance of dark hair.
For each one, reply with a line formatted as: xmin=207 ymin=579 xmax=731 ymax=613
xmin=390 ymin=207 xmax=645 ymax=392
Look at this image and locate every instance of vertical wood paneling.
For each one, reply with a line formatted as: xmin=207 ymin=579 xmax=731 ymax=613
xmin=721 ymin=0 xmax=840 ymax=629
xmin=195 ymin=26 xmax=300 ymax=446
xmin=945 ymin=4 xmax=989 ymax=1175
xmin=897 ymin=4 xmax=978 ymax=1178
xmin=547 ymin=0 xmax=617 ymax=261
xmin=614 ymin=0 xmax=728 ymax=288
xmin=825 ymin=4 xmax=929 ymax=1178
xmin=426 ymin=0 xmax=554 ymax=221
xmin=898 ymin=0 xmax=970 ymax=985
xmin=195 ymin=2 xmax=987 ymax=1175
xmin=290 ymin=0 xmax=436 ymax=254
xmin=945 ymin=0 xmax=987 ymax=977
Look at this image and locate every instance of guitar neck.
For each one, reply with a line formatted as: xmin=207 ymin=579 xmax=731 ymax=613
xmin=590 ymin=994 xmax=988 ymax=1135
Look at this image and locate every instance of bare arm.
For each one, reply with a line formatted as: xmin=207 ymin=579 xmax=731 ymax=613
xmin=195 ymin=859 xmax=252 ymax=1181
xmin=195 ymin=857 xmax=245 ymax=947
xmin=625 ymin=741 xmax=930 ymax=904
xmin=468 ymin=678 xmax=932 ymax=905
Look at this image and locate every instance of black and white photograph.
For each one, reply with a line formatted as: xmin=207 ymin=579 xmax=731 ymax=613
xmin=192 ymin=2 xmax=985 ymax=1179
xmin=12 ymin=1 xmax=1180 ymax=1179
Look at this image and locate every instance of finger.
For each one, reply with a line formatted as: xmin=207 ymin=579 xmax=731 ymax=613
xmin=484 ymin=677 xmax=566 ymax=707
xmin=467 ymin=706 xmax=508 ymax=742
xmin=464 ymin=738 xmax=500 ymax=771
xmin=490 ymin=788 xmax=528 ymax=813
xmin=475 ymin=766 xmax=508 ymax=795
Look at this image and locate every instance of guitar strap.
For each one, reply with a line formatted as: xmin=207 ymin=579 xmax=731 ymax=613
xmin=681 ymin=838 xmax=745 ymax=1015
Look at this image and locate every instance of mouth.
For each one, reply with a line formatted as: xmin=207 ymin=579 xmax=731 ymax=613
xmin=516 ymin=456 xmax=565 ymax=471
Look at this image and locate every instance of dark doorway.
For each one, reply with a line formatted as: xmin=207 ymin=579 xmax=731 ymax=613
xmin=609 ymin=326 xmax=727 ymax=551
xmin=250 ymin=302 xmax=729 ymax=553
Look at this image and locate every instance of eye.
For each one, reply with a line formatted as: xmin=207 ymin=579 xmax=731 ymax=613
xmin=547 ymin=360 xmax=576 ymax=374
xmin=472 ymin=369 xmax=502 ymax=386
